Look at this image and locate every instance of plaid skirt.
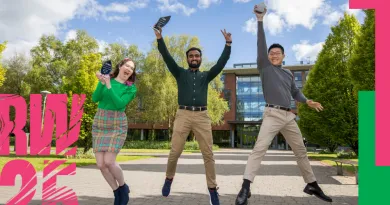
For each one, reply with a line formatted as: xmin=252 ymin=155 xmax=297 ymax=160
xmin=92 ymin=109 xmax=128 ymax=153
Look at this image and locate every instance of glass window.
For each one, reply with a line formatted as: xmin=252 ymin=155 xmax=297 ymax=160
xmin=236 ymin=76 xmax=265 ymax=121
xmin=296 ymin=81 xmax=303 ymax=88
xmin=294 ymin=71 xmax=302 ymax=81
xmin=250 ymin=84 xmax=259 ymax=94
xmin=294 ymin=71 xmax=303 ymax=88
xmin=250 ymin=76 xmax=260 ymax=82
xmin=290 ymin=99 xmax=296 ymax=109
xmin=239 ymin=76 xmax=251 ymax=82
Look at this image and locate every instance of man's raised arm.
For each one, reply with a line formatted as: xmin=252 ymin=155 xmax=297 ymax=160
xmin=207 ymin=29 xmax=232 ymax=81
xmin=154 ymin=26 xmax=181 ymax=78
xmin=255 ymin=6 xmax=271 ymax=74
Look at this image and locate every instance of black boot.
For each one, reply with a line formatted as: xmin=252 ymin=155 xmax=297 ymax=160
xmin=303 ymin=182 xmax=332 ymax=202
xmin=118 ymin=183 xmax=130 ymax=205
xmin=113 ymin=187 xmax=121 ymax=205
xmin=235 ymin=179 xmax=252 ymax=205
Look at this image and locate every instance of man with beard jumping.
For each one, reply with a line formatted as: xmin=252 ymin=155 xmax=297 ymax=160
xmin=153 ymin=25 xmax=232 ymax=205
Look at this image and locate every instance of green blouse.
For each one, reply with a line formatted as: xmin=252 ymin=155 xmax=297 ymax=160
xmin=92 ymin=79 xmax=137 ymax=112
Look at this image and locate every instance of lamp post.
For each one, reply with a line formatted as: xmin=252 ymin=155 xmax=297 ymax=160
xmin=40 ymin=90 xmax=51 ymax=129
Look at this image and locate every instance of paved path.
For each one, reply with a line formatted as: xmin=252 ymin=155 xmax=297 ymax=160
xmin=0 ymin=149 xmax=358 ymax=205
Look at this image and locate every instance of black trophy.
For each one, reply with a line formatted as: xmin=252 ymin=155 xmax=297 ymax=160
xmin=153 ymin=16 xmax=171 ymax=32
xmin=101 ymin=60 xmax=112 ymax=75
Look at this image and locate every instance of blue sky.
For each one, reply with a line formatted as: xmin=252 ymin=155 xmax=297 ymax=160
xmin=1 ymin=0 xmax=365 ymax=67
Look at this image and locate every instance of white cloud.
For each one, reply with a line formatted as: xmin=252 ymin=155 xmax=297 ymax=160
xmin=105 ymin=3 xmax=132 ymax=13
xmin=157 ymin=0 xmax=196 ymax=16
xmin=116 ymin=37 xmax=130 ymax=48
xmin=105 ymin=15 xmax=131 ymax=22
xmin=243 ymin=18 xmax=257 ymax=35
xmin=292 ymin=40 xmax=324 ymax=62
xmin=1 ymin=41 xmax=37 ymax=60
xmin=242 ymin=0 xmax=365 ymax=35
xmin=264 ymin=12 xmax=286 ymax=35
xmin=0 ymin=0 xmax=89 ymax=59
xmin=340 ymin=1 xmax=362 ymax=17
xmin=64 ymin=30 xmax=77 ymax=43
xmin=266 ymin=0 xmax=326 ymax=30
xmin=0 ymin=0 xmax=148 ymax=59
xmin=242 ymin=0 xmax=336 ymax=35
xmin=321 ymin=1 xmax=363 ymax=25
xmin=323 ymin=11 xmax=343 ymax=25
xmin=127 ymin=0 xmax=150 ymax=10
xmin=233 ymin=0 xmax=252 ymax=3
xmin=198 ymin=0 xmax=221 ymax=9
xmin=76 ymin=0 xmax=148 ymax=22
xmin=96 ymin=39 xmax=109 ymax=53
xmin=243 ymin=13 xmax=285 ymax=36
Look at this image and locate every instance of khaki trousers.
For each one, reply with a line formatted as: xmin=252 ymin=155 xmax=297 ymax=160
xmin=243 ymin=107 xmax=316 ymax=183
xmin=166 ymin=109 xmax=217 ymax=188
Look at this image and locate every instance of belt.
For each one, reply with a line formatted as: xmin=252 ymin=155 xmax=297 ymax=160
xmin=179 ymin=105 xmax=207 ymax=111
xmin=265 ymin=104 xmax=291 ymax=111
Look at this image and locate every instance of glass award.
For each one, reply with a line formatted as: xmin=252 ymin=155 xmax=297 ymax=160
xmin=153 ymin=16 xmax=171 ymax=32
xmin=101 ymin=60 xmax=112 ymax=75
xmin=255 ymin=2 xmax=266 ymax=13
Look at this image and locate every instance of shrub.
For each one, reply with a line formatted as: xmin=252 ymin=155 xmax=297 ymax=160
xmin=319 ymin=149 xmax=334 ymax=154
xmin=337 ymin=150 xmax=357 ymax=159
xmin=122 ymin=141 xmax=219 ymax=150
xmin=66 ymin=148 xmax=95 ymax=159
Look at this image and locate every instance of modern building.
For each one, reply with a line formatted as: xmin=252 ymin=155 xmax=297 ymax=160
xmin=127 ymin=62 xmax=313 ymax=149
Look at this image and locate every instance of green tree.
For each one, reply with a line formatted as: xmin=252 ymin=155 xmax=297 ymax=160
xmin=298 ymin=99 xmax=338 ymax=152
xmin=62 ymin=53 xmax=102 ymax=152
xmin=298 ymin=13 xmax=361 ymax=155
xmin=26 ymin=30 xmax=101 ymax=151
xmin=102 ymin=43 xmax=145 ymax=71
xmin=1 ymin=54 xmax=33 ymax=139
xmin=123 ymin=45 xmax=146 ymax=129
xmin=30 ymin=35 xmax=63 ymax=67
xmin=348 ymin=9 xmax=375 ymax=91
xmin=63 ymin=30 xmax=99 ymax=63
xmin=27 ymin=31 xmax=100 ymax=94
xmin=27 ymin=35 xmax=64 ymax=94
xmin=23 ymin=66 xmax=55 ymax=94
xmin=0 ymin=42 xmax=7 ymax=88
xmin=127 ymin=45 xmax=146 ymax=71
xmin=0 ymin=54 xmax=31 ymax=97
xmin=102 ymin=43 xmax=127 ymax=66
xmin=207 ymin=86 xmax=229 ymax=125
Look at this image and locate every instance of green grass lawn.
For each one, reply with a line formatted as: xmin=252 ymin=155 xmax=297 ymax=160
xmin=0 ymin=154 xmax=152 ymax=172
xmin=9 ymin=146 xmax=209 ymax=154
xmin=307 ymin=153 xmax=358 ymax=174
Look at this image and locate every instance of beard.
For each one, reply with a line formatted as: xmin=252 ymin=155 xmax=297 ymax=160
xmin=188 ymin=60 xmax=201 ymax=69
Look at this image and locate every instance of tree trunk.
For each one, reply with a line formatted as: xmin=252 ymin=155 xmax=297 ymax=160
xmin=151 ymin=124 xmax=155 ymax=141
xmin=327 ymin=144 xmax=338 ymax=153
xmin=349 ymin=140 xmax=358 ymax=156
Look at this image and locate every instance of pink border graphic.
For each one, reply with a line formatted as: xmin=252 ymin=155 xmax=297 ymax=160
xmin=0 ymin=94 xmax=84 ymax=204
xmin=350 ymin=0 xmax=389 ymax=166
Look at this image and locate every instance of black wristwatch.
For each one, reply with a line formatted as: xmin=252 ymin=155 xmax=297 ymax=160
xmin=226 ymin=41 xmax=232 ymax=44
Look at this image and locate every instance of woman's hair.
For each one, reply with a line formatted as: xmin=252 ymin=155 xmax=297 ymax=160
xmin=110 ymin=58 xmax=137 ymax=84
